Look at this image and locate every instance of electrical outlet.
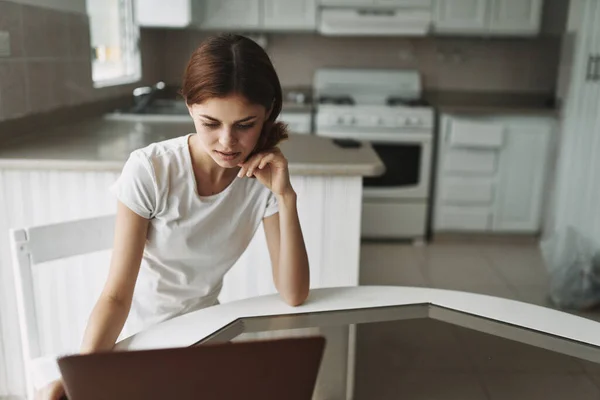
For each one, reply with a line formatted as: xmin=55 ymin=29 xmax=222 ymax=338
xmin=0 ymin=31 xmax=10 ymax=57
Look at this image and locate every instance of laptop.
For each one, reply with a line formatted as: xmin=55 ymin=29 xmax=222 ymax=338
xmin=58 ymin=336 xmax=326 ymax=400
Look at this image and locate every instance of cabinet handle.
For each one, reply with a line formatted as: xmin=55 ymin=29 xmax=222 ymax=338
xmin=586 ymin=54 xmax=595 ymax=81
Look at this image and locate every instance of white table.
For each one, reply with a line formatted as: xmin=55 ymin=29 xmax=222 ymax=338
xmin=33 ymin=286 xmax=600 ymax=399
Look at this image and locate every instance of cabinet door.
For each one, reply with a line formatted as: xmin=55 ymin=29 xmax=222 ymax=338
xmin=433 ymin=0 xmax=489 ymax=34
xmin=263 ymin=0 xmax=317 ymax=31
xmin=135 ymin=0 xmax=192 ymax=27
xmin=488 ymin=0 xmax=543 ymax=35
xmin=198 ymin=0 xmax=261 ymax=30
xmin=493 ymin=122 xmax=551 ymax=232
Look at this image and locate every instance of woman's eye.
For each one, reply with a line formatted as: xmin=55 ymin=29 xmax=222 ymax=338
xmin=202 ymin=123 xmax=219 ymax=128
xmin=236 ymin=123 xmax=255 ymax=130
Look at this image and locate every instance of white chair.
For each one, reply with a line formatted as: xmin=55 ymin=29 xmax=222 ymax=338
xmin=10 ymin=214 xmax=116 ymax=399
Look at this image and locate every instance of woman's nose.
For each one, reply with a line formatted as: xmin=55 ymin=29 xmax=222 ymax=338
xmin=219 ymin=127 xmax=237 ymax=147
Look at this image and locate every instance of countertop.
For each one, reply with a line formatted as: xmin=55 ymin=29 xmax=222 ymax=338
xmin=0 ymin=117 xmax=384 ymax=176
xmin=426 ymin=91 xmax=560 ymax=117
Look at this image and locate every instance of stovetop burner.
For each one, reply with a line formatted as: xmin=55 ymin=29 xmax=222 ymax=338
xmin=386 ymin=97 xmax=430 ymax=107
xmin=318 ymin=95 xmax=356 ymax=105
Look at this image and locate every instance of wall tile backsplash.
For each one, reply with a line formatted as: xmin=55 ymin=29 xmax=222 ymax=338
xmin=0 ymin=0 xmax=163 ymax=122
xmin=160 ymin=30 xmax=560 ymax=95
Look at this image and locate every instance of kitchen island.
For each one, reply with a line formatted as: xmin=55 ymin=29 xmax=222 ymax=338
xmin=0 ymin=116 xmax=383 ymax=397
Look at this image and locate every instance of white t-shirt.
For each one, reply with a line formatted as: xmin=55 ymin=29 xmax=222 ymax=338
xmin=110 ymin=133 xmax=278 ymax=335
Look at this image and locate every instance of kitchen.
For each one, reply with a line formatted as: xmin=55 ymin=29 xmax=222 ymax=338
xmin=2 ymin=0 xmax=600 ymax=399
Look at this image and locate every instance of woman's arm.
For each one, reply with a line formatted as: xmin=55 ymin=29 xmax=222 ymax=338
xmin=80 ymin=200 xmax=149 ymax=353
xmin=39 ymin=202 xmax=149 ymax=399
xmin=239 ymin=148 xmax=310 ymax=306
xmin=263 ymin=191 xmax=310 ymax=306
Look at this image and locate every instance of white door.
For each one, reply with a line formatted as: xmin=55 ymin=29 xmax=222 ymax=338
xmin=263 ymin=0 xmax=317 ymax=30
xmin=198 ymin=0 xmax=261 ymax=30
xmin=493 ymin=122 xmax=551 ymax=232
xmin=433 ymin=0 xmax=489 ymax=34
xmin=488 ymin=0 xmax=543 ymax=35
xmin=550 ymin=0 xmax=600 ymax=239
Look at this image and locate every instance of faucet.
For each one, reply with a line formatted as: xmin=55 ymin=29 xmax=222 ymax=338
xmin=130 ymin=81 xmax=166 ymax=113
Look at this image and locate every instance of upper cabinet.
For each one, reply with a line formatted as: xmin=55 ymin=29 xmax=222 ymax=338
xmin=194 ymin=0 xmax=317 ymax=31
xmin=198 ymin=0 xmax=261 ymax=30
xmin=263 ymin=0 xmax=317 ymax=31
xmin=135 ymin=0 xmax=195 ymax=27
xmin=434 ymin=0 xmax=489 ymax=33
xmin=433 ymin=0 xmax=544 ymax=36
xmin=135 ymin=0 xmax=542 ymax=36
xmin=488 ymin=0 xmax=543 ymax=35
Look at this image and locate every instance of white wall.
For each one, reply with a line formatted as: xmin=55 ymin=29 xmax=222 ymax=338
xmin=10 ymin=0 xmax=86 ymax=14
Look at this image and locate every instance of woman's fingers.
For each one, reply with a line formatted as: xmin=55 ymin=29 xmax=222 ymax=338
xmin=238 ymin=153 xmax=263 ymax=177
xmin=238 ymin=150 xmax=284 ymax=178
xmin=258 ymin=153 xmax=276 ymax=170
xmin=247 ymin=154 xmax=266 ymax=177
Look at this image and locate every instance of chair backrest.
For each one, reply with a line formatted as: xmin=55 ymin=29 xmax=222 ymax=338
xmin=9 ymin=214 xmax=116 ymax=397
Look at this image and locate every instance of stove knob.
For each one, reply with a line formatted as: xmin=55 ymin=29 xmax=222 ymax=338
xmin=409 ymin=117 xmax=422 ymax=126
xmin=396 ymin=116 xmax=407 ymax=126
xmin=343 ymin=114 xmax=356 ymax=125
xmin=336 ymin=116 xmax=345 ymax=125
xmin=369 ymin=116 xmax=383 ymax=126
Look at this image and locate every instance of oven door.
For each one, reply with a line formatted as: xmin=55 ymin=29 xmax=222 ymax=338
xmin=363 ymin=133 xmax=432 ymax=200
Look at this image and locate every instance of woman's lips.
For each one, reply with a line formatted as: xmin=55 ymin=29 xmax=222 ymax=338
xmin=215 ymin=150 xmax=240 ymax=161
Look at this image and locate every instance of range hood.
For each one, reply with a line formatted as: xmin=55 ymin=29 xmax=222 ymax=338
xmin=318 ymin=0 xmax=432 ymax=36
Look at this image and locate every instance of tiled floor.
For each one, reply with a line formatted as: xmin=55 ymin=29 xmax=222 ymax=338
xmin=355 ymin=241 xmax=600 ymax=400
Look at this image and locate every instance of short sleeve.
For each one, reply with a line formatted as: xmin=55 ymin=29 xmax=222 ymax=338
xmin=110 ymin=151 xmax=158 ymax=219
xmin=264 ymin=190 xmax=279 ymax=218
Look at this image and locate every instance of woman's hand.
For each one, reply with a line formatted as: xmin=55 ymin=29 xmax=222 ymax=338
xmin=238 ymin=148 xmax=293 ymax=197
xmin=35 ymin=379 xmax=65 ymax=400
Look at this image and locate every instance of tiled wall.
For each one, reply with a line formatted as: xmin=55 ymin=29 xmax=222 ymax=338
xmin=162 ymin=30 xmax=560 ymax=94
xmin=0 ymin=0 xmax=164 ymax=122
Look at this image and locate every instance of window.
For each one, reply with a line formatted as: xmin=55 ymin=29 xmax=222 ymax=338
xmin=87 ymin=0 xmax=141 ymax=87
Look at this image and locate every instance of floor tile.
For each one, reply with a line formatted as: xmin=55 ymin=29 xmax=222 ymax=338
xmin=484 ymin=245 xmax=550 ymax=287
xmin=360 ymin=244 xmax=429 ymax=286
xmin=431 ymin=282 xmax=520 ymax=300
xmin=512 ymin=284 xmax=554 ymax=307
xmin=422 ymin=254 xmax=503 ymax=287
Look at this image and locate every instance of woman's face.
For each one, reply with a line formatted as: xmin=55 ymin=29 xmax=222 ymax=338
xmin=187 ymin=94 xmax=269 ymax=168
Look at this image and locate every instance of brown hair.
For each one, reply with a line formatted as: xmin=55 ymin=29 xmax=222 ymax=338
xmin=181 ymin=34 xmax=288 ymax=154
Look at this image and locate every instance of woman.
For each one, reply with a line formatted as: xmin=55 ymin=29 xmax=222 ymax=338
xmin=39 ymin=33 xmax=309 ymax=400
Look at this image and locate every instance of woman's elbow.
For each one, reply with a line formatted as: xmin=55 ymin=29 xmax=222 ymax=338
xmin=281 ymin=287 xmax=309 ymax=307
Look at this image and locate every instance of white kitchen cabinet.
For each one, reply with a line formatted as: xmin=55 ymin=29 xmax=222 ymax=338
xmin=434 ymin=115 xmax=555 ymax=233
xmin=493 ymin=123 xmax=551 ymax=232
xmin=488 ymin=0 xmax=543 ymax=35
xmin=135 ymin=0 xmax=195 ymax=27
xmin=434 ymin=0 xmax=489 ymax=33
xmin=263 ymin=0 xmax=317 ymax=31
xmin=197 ymin=0 xmax=261 ymax=30
xmin=433 ymin=0 xmax=544 ymax=36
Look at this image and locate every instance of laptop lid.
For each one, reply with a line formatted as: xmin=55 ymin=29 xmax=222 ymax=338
xmin=58 ymin=336 xmax=326 ymax=400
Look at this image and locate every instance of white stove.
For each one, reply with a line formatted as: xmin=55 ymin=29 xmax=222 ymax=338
xmin=314 ymin=69 xmax=434 ymax=240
